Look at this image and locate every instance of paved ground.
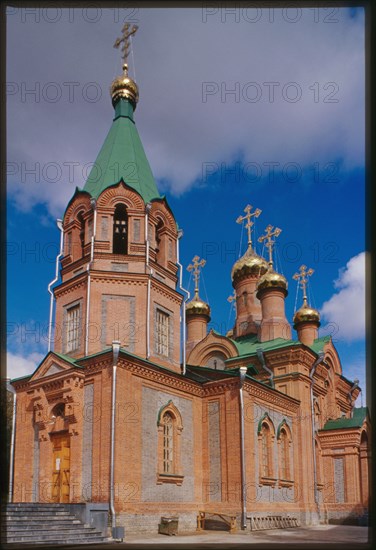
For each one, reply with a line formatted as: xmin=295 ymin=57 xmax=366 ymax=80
xmin=6 ymin=526 xmax=372 ymax=549
xmin=124 ymin=525 xmax=371 ymax=546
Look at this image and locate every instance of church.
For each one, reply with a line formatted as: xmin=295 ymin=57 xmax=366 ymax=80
xmin=9 ymin=24 xmax=370 ymax=539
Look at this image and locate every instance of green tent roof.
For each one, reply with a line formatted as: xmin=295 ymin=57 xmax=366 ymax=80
xmin=83 ymin=99 xmax=160 ymax=203
xmin=321 ymin=407 xmax=368 ymax=431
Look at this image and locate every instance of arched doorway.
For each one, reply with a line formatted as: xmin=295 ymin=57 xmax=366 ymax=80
xmin=50 ymin=404 xmax=70 ymax=503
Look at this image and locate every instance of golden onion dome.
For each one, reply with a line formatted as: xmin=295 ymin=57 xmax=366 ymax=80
xmin=293 ymin=303 xmax=320 ymax=326
xmin=232 ymin=248 xmax=268 ymax=286
xmin=186 ymin=294 xmax=211 ymax=319
xmin=257 ymin=270 xmax=288 ymax=293
xmin=110 ymin=64 xmax=139 ymax=109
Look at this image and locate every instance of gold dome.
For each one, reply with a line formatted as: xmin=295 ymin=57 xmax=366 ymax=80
xmin=293 ymin=304 xmax=320 ymax=326
xmin=232 ymin=248 xmax=268 ymax=286
xmin=257 ymin=270 xmax=288 ymax=293
xmin=110 ymin=64 xmax=139 ymax=109
xmin=186 ymin=295 xmax=211 ymax=319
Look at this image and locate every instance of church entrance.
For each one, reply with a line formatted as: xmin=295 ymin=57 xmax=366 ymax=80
xmin=51 ymin=433 xmax=70 ymax=503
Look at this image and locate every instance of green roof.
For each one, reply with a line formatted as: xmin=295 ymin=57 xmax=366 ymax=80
xmin=321 ymin=407 xmax=368 ymax=431
xmin=53 ymin=351 xmax=81 ymax=366
xmin=229 ymin=334 xmax=299 ymax=358
xmin=228 ymin=333 xmax=330 ymax=360
xmin=310 ymin=335 xmax=331 ymax=354
xmin=83 ymin=99 xmax=160 ymax=203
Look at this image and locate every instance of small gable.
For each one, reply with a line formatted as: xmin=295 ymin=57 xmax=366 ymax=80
xmin=187 ymin=329 xmax=238 ymax=367
xmin=29 ymin=352 xmax=79 ymax=381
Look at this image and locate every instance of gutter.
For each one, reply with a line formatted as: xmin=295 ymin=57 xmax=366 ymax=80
xmin=6 ymin=379 xmax=16 ymax=502
xmin=85 ymin=198 xmax=97 ymax=356
xmin=176 ymin=228 xmax=190 ymax=375
xmin=110 ymin=341 xmax=121 ymax=537
xmin=239 ymin=366 xmax=247 ymax=529
xmin=310 ymin=351 xmax=324 ymax=520
xmin=145 ymin=203 xmax=152 ymax=359
xmin=256 ymin=348 xmax=274 ymax=388
xmin=47 ymin=219 xmax=63 ymax=352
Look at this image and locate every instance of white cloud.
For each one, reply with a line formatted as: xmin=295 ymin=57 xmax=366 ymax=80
xmin=6 ymin=8 xmax=365 ymax=216
xmin=7 ymin=351 xmax=44 ymax=380
xmin=320 ymin=252 xmax=365 ymax=341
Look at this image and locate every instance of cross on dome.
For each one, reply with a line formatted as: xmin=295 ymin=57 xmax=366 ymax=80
xmin=187 ymin=255 xmax=206 ymax=298
xmin=113 ymin=23 xmax=139 ymax=67
xmin=236 ymin=204 xmax=262 ymax=251
xmin=293 ymin=264 xmax=314 ymax=307
xmin=258 ymin=224 xmax=282 ymax=270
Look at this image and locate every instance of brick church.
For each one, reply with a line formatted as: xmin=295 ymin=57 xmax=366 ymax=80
xmin=9 ymin=26 xmax=370 ymax=537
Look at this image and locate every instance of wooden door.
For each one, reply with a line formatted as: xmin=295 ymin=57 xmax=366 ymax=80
xmin=51 ymin=433 xmax=70 ymax=503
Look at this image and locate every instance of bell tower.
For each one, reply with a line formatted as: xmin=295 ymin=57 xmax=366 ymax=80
xmin=52 ymin=25 xmax=183 ymax=372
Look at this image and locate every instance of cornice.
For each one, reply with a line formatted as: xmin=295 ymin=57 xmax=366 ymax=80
xmin=123 ymin=360 xmax=203 ymax=396
xmin=246 ymin=382 xmax=301 ymax=412
xmin=54 ymin=274 xmax=87 ymax=297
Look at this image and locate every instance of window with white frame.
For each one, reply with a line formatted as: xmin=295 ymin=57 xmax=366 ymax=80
xmin=66 ymin=305 xmax=80 ymax=352
xmin=156 ymin=309 xmax=169 ymax=356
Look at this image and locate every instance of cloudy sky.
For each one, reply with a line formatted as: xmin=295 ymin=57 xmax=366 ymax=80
xmin=6 ymin=6 xmax=366 ymax=403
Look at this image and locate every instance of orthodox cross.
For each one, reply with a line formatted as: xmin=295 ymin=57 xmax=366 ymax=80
xmin=114 ymin=23 xmax=139 ymax=65
xmin=187 ymin=255 xmax=206 ymax=296
xmin=293 ymin=264 xmax=314 ymax=306
xmin=258 ymin=224 xmax=282 ymax=270
xmin=236 ymin=204 xmax=262 ymax=250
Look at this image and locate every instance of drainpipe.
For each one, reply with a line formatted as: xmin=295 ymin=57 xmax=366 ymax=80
xmin=176 ymin=229 xmax=190 ymax=375
xmin=110 ymin=341 xmax=121 ymax=536
xmin=85 ymin=198 xmax=97 ymax=356
xmin=256 ymin=349 xmax=274 ymax=388
xmin=239 ymin=366 xmax=247 ymax=529
xmin=6 ymin=379 xmax=16 ymax=502
xmin=310 ymin=351 xmax=324 ymax=521
xmin=348 ymin=379 xmax=359 ymax=417
xmin=47 ymin=219 xmax=63 ymax=352
xmin=145 ymin=203 xmax=152 ymax=359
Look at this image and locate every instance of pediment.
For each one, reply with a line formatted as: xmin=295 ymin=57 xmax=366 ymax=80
xmin=30 ymin=352 xmax=77 ymax=381
xmin=187 ymin=329 xmax=239 ymax=366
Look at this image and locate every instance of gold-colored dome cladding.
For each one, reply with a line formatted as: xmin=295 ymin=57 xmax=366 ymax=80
xmin=257 ymin=270 xmax=288 ymax=292
xmin=232 ymin=249 xmax=268 ymax=285
xmin=186 ymin=295 xmax=211 ymax=318
xmin=110 ymin=64 xmax=139 ymax=109
xmin=293 ymin=305 xmax=320 ymax=326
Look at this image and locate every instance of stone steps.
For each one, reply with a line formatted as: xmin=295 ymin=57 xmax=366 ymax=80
xmin=1 ymin=503 xmax=108 ymax=545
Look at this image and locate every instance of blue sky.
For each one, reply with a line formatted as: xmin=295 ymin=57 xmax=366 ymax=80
xmin=6 ymin=7 xmax=366 ymax=403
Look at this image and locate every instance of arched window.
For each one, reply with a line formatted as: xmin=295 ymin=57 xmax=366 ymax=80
xmin=49 ymin=402 xmax=67 ymax=432
xmin=162 ymin=411 xmax=174 ymax=474
xmin=155 ymin=217 xmax=166 ymax=264
xmin=258 ymin=414 xmax=276 ymax=485
xmin=261 ymin=423 xmax=272 ymax=477
xmin=113 ymin=204 xmax=128 ymax=254
xmin=157 ymin=401 xmax=184 ymax=485
xmin=279 ymin=429 xmax=290 ymax=480
xmin=277 ymin=420 xmax=293 ymax=485
xmin=77 ymin=211 xmax=85 ymax=257
xmin=206 ymin=352 xmax=227 ymax=370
